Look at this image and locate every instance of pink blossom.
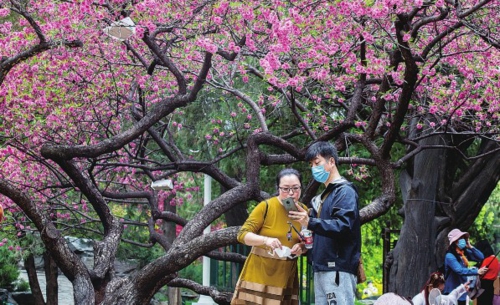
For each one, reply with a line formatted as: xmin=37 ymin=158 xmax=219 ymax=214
xmin=213 ymin=16 xmax=223 ymax=25
xmin=0 ymin=8 xmax=10 ymax=17
xmin=240 ymin=7 xmax=255 ymax=20
xmin=214 ymin=1 xmax=229 ymax=15
xmin=196 ymin=38 xmax=218 ymax=54
xmin=135 ymin=26 xmax=145 ymax=38
xmin=287 ymin=77 xmax=298 ymax=87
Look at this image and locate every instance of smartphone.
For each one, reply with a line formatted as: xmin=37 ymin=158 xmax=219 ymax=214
xmin=282 ymin=197 xmax=298 ymax=212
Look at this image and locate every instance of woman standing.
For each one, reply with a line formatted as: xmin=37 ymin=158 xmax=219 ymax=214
xmin=231 ymin=168 xmax=308 ymax=305
xmin=444 ymin=228 xmax=488 ymax=305
xmin=475 ymin=240 xmax=500 ymax=305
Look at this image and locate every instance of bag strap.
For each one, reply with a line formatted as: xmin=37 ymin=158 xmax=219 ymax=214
xmin=484 ymin=249 xmax=500 ymax=268
xmin=263 ymin=199 xmax=269 ymax=221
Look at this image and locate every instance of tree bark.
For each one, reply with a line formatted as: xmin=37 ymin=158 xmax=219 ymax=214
xmin=388 ymin=134 xmax=445 ymax=295
xmin=25 ymin=253 xmax=46 ymax=305
xmin=44 ymin=251 xmax=59 ymax=305
xmin=165 ymin=202 xmax=182 ymax=305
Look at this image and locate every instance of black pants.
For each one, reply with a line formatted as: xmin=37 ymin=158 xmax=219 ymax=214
xmin=457 ymin=300 xmax=466 ymax=305
xmin=477 ymin=279 xmax=494 ymax=305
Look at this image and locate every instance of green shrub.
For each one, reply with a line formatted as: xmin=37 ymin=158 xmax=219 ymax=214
xmin=0 ymin=240 xmax=20 ymax=288
xmin=14 ymin=278 xmax=30 ymax=292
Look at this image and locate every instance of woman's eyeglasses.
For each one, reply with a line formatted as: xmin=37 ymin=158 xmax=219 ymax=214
xmin=279 ymin=187 xmax=301 ymax=193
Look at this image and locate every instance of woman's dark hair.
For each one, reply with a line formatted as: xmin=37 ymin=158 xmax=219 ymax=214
xmin=474 ymin=239 xmax=494 ymax=266
xmin=276 ymin=168 xmax=302 ymax=189
xmin=446 ymin=246 xmax=462 ymax=266
xmin=422 ymin=272 xmax=445 ymax=305
xmin=475 ymin=239 xmax=494 ymax=257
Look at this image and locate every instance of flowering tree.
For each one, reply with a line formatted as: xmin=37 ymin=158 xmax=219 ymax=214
xmin=1 ymin=0 xmax=499 ymax=303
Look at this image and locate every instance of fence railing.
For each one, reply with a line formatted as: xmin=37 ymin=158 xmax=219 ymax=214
xmin=210 ymin=244 xmax=315 ymax=304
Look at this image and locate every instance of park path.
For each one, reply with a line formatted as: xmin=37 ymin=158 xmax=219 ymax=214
xmin=18 ymin=270 xmax=74 ymax=305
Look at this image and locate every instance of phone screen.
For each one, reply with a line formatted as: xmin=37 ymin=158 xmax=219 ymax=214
xmin=283 ymin=197 xmax=298 ymax=212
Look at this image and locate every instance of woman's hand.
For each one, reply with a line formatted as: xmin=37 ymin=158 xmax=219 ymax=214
xmin=463 ymin=280 xmax=471 ymax=291
xmin=291 ymin=243 xmax=305 ymax=256
xmin=264 ymin=236 xmax=282 ymax=250
xmin=288 ymin=204 xmax=309 ymax=228
xmin=478 ymin=266 xmax=488 ymax=276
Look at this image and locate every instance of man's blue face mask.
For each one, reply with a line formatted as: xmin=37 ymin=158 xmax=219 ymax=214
xmin=311 ymin=165 xmax=330 ymax=183
xmin=457 ymin=238 xmax=467 ymax=249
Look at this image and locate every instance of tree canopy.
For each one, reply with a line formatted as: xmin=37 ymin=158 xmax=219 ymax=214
xmin=1 ymin=0 xmax=499 ymax=303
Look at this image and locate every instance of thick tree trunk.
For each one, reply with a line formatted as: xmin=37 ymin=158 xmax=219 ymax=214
xmin=388 ymin=135 xmax=500 ymax=296
xmin=388 ymin=135 xmax=444 ymax=295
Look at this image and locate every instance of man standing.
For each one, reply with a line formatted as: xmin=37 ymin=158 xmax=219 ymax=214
xmin=290 ymin=141 xmax=361 ymax=305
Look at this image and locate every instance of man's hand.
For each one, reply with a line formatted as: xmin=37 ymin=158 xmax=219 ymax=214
xmin=289 ymin=204 xmax=309 ymax=228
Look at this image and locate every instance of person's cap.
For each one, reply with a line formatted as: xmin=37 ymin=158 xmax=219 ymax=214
xmin=374 ymin=293 xmax=412 ymax=305
xmin=448 ymin=228 xmax=470 ymax=246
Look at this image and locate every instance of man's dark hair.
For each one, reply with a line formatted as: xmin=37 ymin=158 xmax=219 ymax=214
xmin=305 ymin=141 xmax=339 ymax=165
xmin=275 ymin=168 xmax=302 ymax=189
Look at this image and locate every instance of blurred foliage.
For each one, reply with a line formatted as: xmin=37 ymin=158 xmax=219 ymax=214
xmin=13 ymin=278 xmax=30 ymax=292
xmin=0 ymin=239 xmax=21 ymax=288
xmin=470 ymin=182 xmax=500 ymax=252
xmin=178 ymin=259 xmax=203 ymax=283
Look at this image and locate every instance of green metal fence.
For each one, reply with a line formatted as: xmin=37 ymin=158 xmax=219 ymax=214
xmin=210 ymin=244 xmax=315 ymax=304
